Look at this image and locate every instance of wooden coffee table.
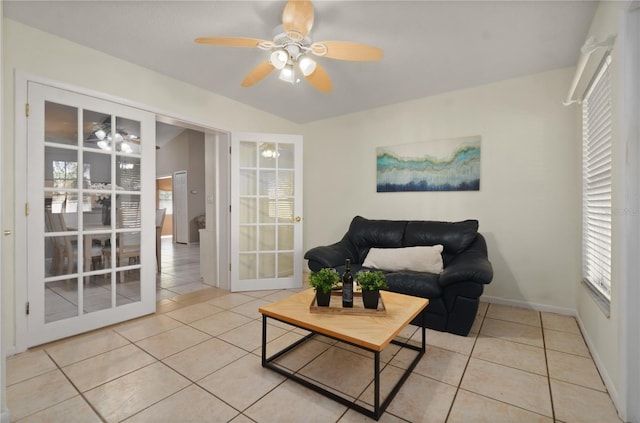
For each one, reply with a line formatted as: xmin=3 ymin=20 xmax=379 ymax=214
xmin=259 ymin=289 xmax=428 ymax=420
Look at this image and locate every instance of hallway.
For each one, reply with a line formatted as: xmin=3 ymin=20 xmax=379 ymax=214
xmin=157 ymin=237 xmax=210 ymax=300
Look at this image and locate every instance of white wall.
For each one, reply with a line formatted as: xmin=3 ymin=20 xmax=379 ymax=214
xmin=156 ymin=129 xmax=206 ymax=243
xmin=156 ymin=130 xmax=188 ymax=178
xmin=303 ymin=67 xmax=581 ymax=312
xmin=574 ymin=2 xmax=638 ymax=419
xmin=1 ymin=19 xmax=301 ymax=347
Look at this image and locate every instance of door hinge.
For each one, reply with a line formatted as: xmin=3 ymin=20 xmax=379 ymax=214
xmin=229 ymin=146 xmax=231 ymax=154
xmin=25 ymin=103 xmax=30 ymax=117
xmin=229 ymin=205 xmax=231 ymax=213
xmin=25 ymin=203 xmax=30 ymax=216
xmin=26 ymin=301 xmax=30 ymax=315
xmin=229 ymin=263 xmax=231 ymax=272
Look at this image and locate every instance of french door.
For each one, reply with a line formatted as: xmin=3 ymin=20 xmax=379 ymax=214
xmin=231 ymin=133 xmax=303 ymax=291
xmin=25 ymin=82 xmax=156 ymax=346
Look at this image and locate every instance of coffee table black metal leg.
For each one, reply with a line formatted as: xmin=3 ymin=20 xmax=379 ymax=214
xmin=422 ymin=311 xmax=426 ymax=352
xmin=261 ymin=312 xmax=426 ymax=421
xmin=374 ymin=351 xmax=381 ymax=419
xmin=261 ymin=315 xmax=267 ymax=366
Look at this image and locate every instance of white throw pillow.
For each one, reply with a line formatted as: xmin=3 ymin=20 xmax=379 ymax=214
xmin=362 ymin=245 xmax=444 ymax=274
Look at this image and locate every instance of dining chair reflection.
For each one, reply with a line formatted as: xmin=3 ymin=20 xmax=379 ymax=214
xmin=102 ymin=204 xmax=141 ymax=282
xmin=45 ymin=208 xmax=103 ymax=276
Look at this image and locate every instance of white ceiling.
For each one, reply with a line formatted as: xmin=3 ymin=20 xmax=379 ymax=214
xmin=4 ymin=1 xmax=598 ymax=124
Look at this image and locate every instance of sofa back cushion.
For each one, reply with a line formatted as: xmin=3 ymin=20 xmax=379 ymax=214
xmin=348 ymin=216 xmax=406 ymax=261
xmin=404 ymin=220 xmax=479 ymax=254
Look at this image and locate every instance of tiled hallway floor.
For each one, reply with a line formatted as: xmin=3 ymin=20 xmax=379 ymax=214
xmin=156 ymin=237 xmax=210 ymax=300
xmin=7 ymin=286 xmax=622 ymax=423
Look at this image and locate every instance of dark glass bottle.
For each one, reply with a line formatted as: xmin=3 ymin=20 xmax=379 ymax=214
xmin=342 ymin=259 xmax=353 ymax=308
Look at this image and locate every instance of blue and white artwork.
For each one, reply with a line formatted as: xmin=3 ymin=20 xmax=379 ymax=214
xmin=377 ymin=136 xmax=481 ymax=192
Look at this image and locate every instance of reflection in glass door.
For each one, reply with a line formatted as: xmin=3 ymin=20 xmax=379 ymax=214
xmin=231 ymin=133 xmax=303 ymax=291
xmin=27 ymin=82 xmax=155 ymax=346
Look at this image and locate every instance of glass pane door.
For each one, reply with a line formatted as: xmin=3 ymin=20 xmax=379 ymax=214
xmin=27 ymin=82 xmax=155 ymax=346
xmin=231 ymin=133 xmax=303 ymax=291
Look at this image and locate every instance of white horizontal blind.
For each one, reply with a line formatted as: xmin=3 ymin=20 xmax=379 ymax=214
xmin=582 ymin=54 xmax=612 ymax=300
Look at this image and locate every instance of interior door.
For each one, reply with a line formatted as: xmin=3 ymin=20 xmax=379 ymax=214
xmin=173 ymin=171 xmax=188 ymax=243
xmin=230 ymin=133 xmax=303 ymax=291
xmin=26 ymin=82 xmax=156 ymax=346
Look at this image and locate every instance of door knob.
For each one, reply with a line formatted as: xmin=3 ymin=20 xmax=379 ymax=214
xmin=295 ymin=216 xmax=301 ymax=222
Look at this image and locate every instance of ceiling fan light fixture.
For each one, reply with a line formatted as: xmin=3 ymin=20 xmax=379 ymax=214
xmin=97 ymin=140 xmax=111 ymax=151
xmin=298 ymin=56 xmax=316 ymax=76
xmin=121 ymin=141 xmax=133 ymax=153
xmin=94 ymin=128 xmax=106 ymax=140
xmin=278 ymin=65 xmax=295 ymax=84
xmin=270 ymin=49 xmax=288 ymax=70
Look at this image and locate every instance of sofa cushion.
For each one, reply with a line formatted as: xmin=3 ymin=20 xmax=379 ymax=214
xmin=348 ymin=216 xmax=406 ymax=249
xmin=384 ymin=272 xmax=443 ymax=298
xmin=362 ymin=245 xmax=444 ymax=273
xmin=404 ymin=220 xmax=479 ymax=254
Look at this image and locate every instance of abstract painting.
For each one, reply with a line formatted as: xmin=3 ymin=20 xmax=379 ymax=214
xmin=377 ymin=136 xmax=481 ymax=192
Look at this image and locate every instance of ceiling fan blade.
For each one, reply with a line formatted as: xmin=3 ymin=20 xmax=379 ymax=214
xmin=282 ymin=0 xmax=314 ymax=39
xmin=241 ymin=61 xmax=275 ymax=87
xmin=194 ymin=37 xmax=266 ymax=48
xmin=312 ymin=41 xmax=384 ymax=61
xmin=304 ymin=62 xmax=332 ymax=93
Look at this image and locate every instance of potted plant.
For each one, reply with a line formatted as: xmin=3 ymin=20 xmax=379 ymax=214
xmin=357 ymin=270 xmax=388 ymax=309
xmin=309 ymin=268 xmax=340 ymax=306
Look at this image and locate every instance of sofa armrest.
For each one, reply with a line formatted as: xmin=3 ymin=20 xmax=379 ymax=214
xmin=304 ymin=235 xmax=358 ymax=272
xmin=439 ymin=234 xmax=493 ymax=287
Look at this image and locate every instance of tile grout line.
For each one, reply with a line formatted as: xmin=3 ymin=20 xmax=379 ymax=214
xmin=446 ymin=305 xmax=555 ymax=422
xmin=42 ymin=348 xmax=109 ymax=423
xmin=443 ymin=303 xmax=488 ymax=422
xmin=541 ymin=311 xmax=558 ymax=422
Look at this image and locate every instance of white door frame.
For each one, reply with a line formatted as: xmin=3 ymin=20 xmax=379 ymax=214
xmin=620 ymin=4 xmax=640 ymax=422
xmin=0 ymin=12 xmax=8 ymax=423
xmin=13 ymin=71 xmax=232 ymax=352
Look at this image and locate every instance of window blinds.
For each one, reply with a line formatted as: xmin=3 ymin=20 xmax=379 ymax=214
xmin=582 ymin=54 xmax=612 ymax=300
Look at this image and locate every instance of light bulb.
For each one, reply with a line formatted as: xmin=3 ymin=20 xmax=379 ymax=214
xmin=94 ymin=129 xmax=106 ymax=140
xmin=278 ymin=66 xmax=295 ymax=84
xmin=270 ymin=50 xmax=288 ymax=70
xmin=298 ymin=56 xmax=317 ymax=76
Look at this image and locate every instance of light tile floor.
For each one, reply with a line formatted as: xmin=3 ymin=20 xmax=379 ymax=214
xmin=9 ymin=242 xmax=622 ymax=422
xmin=7 ymin=292 xmax=623 ymax=422
xmin=156 ymin=237 xmax=211 ymax=300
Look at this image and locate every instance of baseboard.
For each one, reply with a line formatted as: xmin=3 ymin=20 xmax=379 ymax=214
xmin=1 ymin=410 xmax=10 ymax=423
xmin=480 ymin=295 xmax=577 ymax=316
xmin=4 ymin=345 xmax=18 ymax=358
xmin=575 ymin=315 xmax=622 ymax=421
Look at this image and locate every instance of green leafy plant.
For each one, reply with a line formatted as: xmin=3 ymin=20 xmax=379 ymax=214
xmin=309 ymin=268 xmax=340 ymax=294
xmin=356 ymin=270 xmax=388 ymax=291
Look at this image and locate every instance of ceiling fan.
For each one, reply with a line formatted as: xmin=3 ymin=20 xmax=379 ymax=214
xmin=195 ymin=0 xmax=383 ymax=93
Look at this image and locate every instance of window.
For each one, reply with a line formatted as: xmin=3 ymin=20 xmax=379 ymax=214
xmin=51 ymin=160 xmax=92 ymax=213
xmin=158 ymin=189 xmax=173 ymax=215
xmin=582 ymin=54 xmax=613 ymax=302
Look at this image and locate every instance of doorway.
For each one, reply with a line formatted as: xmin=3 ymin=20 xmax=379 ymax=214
xmin=154 ymin=119 xmax=230 ymax=298
xmin=156 ymin=176 xmax=173 ymax=238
